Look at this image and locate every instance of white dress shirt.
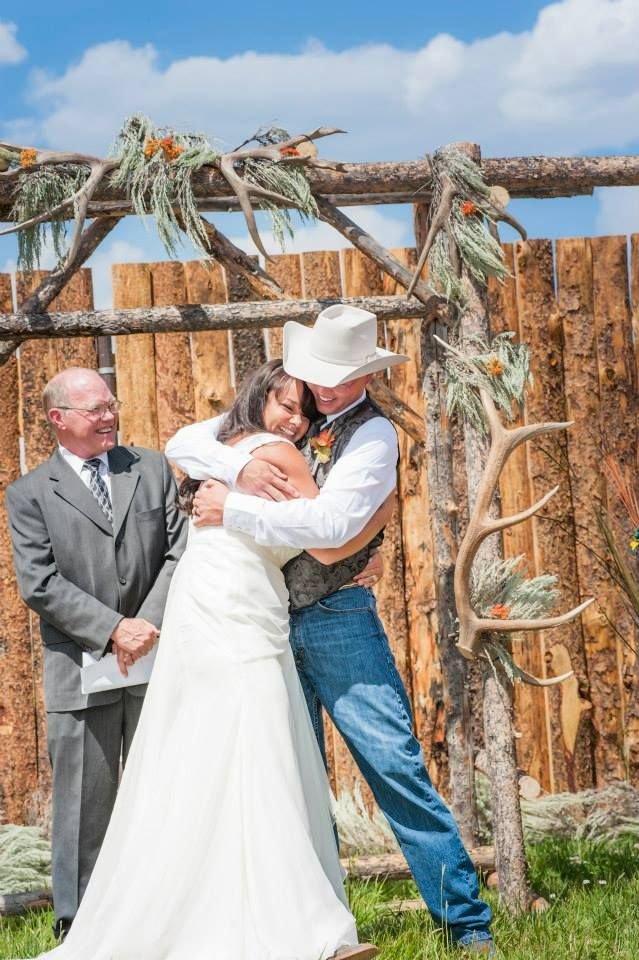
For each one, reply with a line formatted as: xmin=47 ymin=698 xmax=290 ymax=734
xmin=165 ymin=397 xmax=398 ymax=550
xmin=59 ymin=447 xmax=112 ymax=498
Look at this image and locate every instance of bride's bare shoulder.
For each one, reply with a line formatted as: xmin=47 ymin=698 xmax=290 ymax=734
xmin=252 ymin=440 xmax=318 ymax=497
xmin=251 ymin=440 xmax=306 ymax=471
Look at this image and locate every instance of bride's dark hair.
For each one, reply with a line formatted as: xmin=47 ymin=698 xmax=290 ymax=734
xmin=177 ymin=359 xmax=317 ymax=514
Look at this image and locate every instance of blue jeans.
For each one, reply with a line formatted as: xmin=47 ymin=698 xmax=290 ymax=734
xmin=289 ymin=586 xmax=492 ymax=946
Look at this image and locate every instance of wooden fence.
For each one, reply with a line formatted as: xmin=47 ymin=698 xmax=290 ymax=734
xmin=1 ymin=238 xmax=638 ymax=826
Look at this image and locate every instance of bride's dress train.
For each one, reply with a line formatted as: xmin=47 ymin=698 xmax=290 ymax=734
xmin=42 ymin=434 xmax=357 ymax=960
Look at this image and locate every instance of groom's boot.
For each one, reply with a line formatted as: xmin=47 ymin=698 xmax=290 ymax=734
xmin=329 ymin=946 xmax=378 ymax=960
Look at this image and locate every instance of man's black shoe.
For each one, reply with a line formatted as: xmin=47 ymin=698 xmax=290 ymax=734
xmin=53 ymin=918 xmax=73 ymax=942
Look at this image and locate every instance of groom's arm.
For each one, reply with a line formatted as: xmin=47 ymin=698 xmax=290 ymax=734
xmin=165 ymin=417 xmax=299 ymax=499
xmin=204 ymin=418 xmax=398 ymax=549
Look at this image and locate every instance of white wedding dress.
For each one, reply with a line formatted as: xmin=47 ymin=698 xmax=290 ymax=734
xmin=42 ymin=434 xmax=357 ymax=960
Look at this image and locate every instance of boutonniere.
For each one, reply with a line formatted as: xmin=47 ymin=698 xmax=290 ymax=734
xmin=309 ymin=428 xmax=336 ymax=464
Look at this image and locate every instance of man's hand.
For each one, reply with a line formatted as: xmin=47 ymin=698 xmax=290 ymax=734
xmin=236 ymin=459 xmax=300 ymax=501
xmin=353 ymin=549 xmax=384 ymax=589
xmin=111 ymin=617 xmax=159 ymax=675
xmin=192 ymin=479 xmax=230 ymax=526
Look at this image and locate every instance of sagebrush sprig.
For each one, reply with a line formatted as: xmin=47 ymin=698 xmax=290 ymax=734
xmin=434 ymin=331 xmax=532 ymax=433
xmin=471 ymin=555 xmax=560 ymax=622
xmin=11 ymin=166 xmax=89 ymax=273
xmin=110 ymin=115 xmax=218 ymax=259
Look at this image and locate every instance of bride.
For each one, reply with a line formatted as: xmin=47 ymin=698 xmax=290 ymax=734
xmin=39 ymin=360 xmax=389 ymax=960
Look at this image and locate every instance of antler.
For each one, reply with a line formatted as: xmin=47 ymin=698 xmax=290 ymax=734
xmin=0 ymin=145 xmax=118 ymax=265
xmin=1 ymin=125 xmax=345 ymax=266
xmin=215 ymin=127 xmax=344 ymax=257
xmin=455 ymin=387 xmax=593 ymax=673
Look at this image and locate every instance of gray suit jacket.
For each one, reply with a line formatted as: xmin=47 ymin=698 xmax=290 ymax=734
xmin=6 ymin=445 xmax=187 ymax=712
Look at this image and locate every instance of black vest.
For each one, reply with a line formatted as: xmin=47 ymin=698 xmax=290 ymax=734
xmin=283 ymin=396 xmax=388 ymax=610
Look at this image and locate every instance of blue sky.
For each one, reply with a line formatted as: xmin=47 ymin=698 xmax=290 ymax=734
xmin=1 ymin=0 xmax=638 ymax=307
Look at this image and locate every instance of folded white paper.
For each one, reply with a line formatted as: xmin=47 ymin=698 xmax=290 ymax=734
xmin=80 ymin=646 xmax=158 ymax=695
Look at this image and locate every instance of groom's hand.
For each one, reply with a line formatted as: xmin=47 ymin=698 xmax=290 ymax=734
xmin=192 ymin=478 xmax=229 ymax=526
xmin=237 ymin=460 xmax=299 ymax=501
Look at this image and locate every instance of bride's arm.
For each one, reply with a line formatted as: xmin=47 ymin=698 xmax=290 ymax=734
xmin=252 ymin=442 xmax=394 ymax=564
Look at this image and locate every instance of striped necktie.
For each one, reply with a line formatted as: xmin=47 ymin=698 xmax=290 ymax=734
xmin=83 ymin=458 xmax=113 ymax=524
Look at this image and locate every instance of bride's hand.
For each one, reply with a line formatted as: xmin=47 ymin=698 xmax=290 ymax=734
xmin=192 ymin=479 xmax=230 ymax=526
xmin=237 ymin=459 xmax=300 ymax=501
xmin=353 ymin=549 xmax=384 ymax=588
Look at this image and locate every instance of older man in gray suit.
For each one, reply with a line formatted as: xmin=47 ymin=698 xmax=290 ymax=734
xmin=6 ymin=367 xmax=186 ymax=941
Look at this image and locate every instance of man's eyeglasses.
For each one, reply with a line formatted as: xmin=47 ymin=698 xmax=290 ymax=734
xmin=56 ymin=400 xmax=123 ymax=419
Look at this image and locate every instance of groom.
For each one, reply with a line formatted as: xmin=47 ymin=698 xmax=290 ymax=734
xmin=166 ymin=305 xmax=494 ymax=954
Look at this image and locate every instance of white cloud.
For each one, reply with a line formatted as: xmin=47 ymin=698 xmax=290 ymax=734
xmin=0 ymin=21 xmax=26 ymax=65
xmin=7 ymin=0 xmax=639 ymax=158
xmin=595 ymin=186 xmax=639 ymax=236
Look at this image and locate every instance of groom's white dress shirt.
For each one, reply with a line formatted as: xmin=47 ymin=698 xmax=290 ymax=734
xmin=165 ymin=394 xmax=398 ymax=550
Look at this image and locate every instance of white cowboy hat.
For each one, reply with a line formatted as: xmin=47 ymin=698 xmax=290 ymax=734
xmin=283 ymin=305 xmax=408 ymax=388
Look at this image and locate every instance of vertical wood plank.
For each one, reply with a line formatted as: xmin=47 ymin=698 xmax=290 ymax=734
xmin=14 ymin=270 xmax=100 ymax=822
xmin=301 ymin=251 xmax=342 ymax=302
xmin=150 ymin=262 xmax=196 ymax=447
xmin=112 ymin=264 xmax=159 ymax=449
xmin=0 ymin=275 xmax=39 ymax=825
xmin=517 ymin=239 xmax=593 ymax=792
xmin=591 ymin=236 xmax=638 ymax=783
xmin=384 ymin=248 xmax=447 ymax=789
xmin=50 ymin=270 xmax=97 ymax=370
xmin=299 ymin=249 xmax=344 ymax=799
xmin=15 ymin=273 xmax=58 ymax=471
xmin=184 ymin=262 xmax=234 ymax=420
xmin=265 ymin=254 xmax=303 ymax=359
xmin=627 ymin=235 xmax=639 ymax=778
xmin=15 ymin=276 xmax=59 ymax=815
xmin=343 ymin=251 xmax=412 ymax=684
xmin=488 ymin=245 xmax=554 ymax=791
xmin=555 ymin=237 xmax=617 ymax=786
xmin=227 ymin=270 xmax=266 ymax=388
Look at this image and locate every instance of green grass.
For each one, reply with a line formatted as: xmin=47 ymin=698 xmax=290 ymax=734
xmin=1 ymin=838 xmax=638 ymax=959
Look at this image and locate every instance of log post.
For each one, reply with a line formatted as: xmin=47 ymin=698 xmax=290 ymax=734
xmin=454 ymin=144 xmax=531 ymax=912
xmin=414 ymin=202 xmax=477 ymax=846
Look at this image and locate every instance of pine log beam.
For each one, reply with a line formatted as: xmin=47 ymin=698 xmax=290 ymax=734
xmin=174 ymin=212 xmax=285 ymax=300
xmin=341 ymin=845 xmax=495 ymax=881
xmin=0 ymin=215 xmax=122 ymax=365
xmin=2 ymin=154 xmax=639 ymax=222
xmin=315 ymin=197 xmax=440 ymax=311
xmin=367 ymin=376 xmax=424 ymax=443
xmin=0 ymin=295 xmax=431 ymax=341
xmin=0 ymin=889 xmax=52 ymax=916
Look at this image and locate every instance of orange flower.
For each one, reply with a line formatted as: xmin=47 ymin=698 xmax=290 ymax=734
xmin=489 ymin=603 xmax=511 ymax=620
xmin=461 ymin=200 xmax=477 ymax=216
xmin=160 ymin=136 xmax=184 ymax=161
xmin=20 ymin=148 xmax=38 ymax=169
xmin=309 ymin=428 xmax=336 ymax=464
xmin=279 ymin=146 xmax=301 ymax=157
xmin=144 ymin=138 xmax=161 ymax=159
xmin=484 ymin=356 xmax=504 ymax=377
xmin=144 ymin=136 xmax=183 ymax=162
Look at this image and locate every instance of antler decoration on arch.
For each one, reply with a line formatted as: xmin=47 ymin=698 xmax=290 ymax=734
xmin=406 ymin=144 xmax=527 ymax=301
xmin=215 ymin=126 xmax=344 ymax=258
xmin=454 ymin=386 xmax=593 ymax=680
xmin=0 ymin=120 xmax=345 ymax=270
xmin=0 ymin=145 xmax=119 ymax=266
